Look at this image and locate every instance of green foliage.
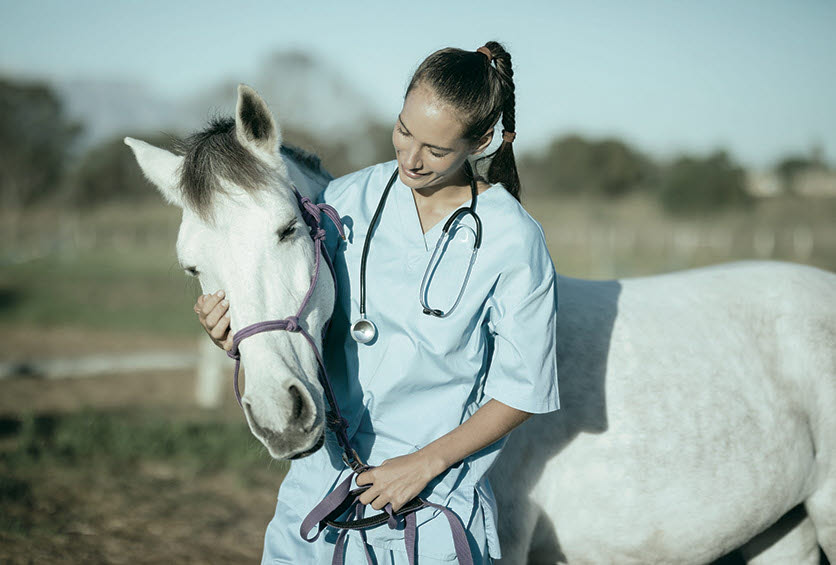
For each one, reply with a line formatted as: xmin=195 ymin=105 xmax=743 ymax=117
xmin=0 ymin=247 xmax=199 ymax=335
xmin=282 ymin=121 xmax=394 ymax=179
xmin=65 ymin=122 xmax=394 ymax=209
xmin=7 ymin=410 xmax=272 ymax=474
xmin=658 ymin=151 xmax=752 ymax=215
xmin=0 ymin=77 xmax=81 ymax=208
xmin=520 ymin=134 xmax=655 ymax=197
xmin=67 ymin=133 xmax=176 ymax=207
xmin=774 ymin=154 xmax=828 ymax=194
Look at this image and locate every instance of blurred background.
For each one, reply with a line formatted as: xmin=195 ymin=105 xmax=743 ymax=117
xmin=1 ymin=1 xmax=834 ymax=563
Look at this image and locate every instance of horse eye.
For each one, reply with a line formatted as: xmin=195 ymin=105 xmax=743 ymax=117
xmin=184 ymin=266 xmax=199 ymax=277
xmin=278 ymin=221 xmax=297 ymax=242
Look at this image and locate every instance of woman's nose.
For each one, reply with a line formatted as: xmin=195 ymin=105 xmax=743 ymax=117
xmin=402 ymin=144 xmax=422 ymax=171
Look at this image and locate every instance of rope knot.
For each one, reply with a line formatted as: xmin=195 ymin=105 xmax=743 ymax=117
xmin=326 ymin=412 xmax=348 ymax=431
xmin=284 ymin=316 xmax=300 ymax=332
xmin=298 ymin=196 xmax=320 ymax=224
xmin=226 ymin=347 xmax=240 ymax=360
xmin=312 ymin=227 xmax=326 ymax=241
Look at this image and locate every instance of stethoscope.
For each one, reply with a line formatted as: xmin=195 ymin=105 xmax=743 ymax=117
xmin=350 ymin=161 xmax=483 ymax=344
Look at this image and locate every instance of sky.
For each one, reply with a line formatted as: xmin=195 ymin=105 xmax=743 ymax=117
xmin=1 ymin=0 xmax=835 ymax=168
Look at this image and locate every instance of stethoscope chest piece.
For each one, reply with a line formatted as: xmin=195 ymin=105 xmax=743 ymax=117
xmin=350 ymin=317 xmax=377 ymax=344
xmin=351 ymin=161 xmax=482 ymax=342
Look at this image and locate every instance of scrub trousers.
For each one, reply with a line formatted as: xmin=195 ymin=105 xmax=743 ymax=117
xmin=261 ymin=494 xmax=492 ymax=564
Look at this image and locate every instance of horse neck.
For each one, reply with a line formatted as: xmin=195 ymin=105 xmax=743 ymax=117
xmin=284 ymin=154 xmax=330 ymax=202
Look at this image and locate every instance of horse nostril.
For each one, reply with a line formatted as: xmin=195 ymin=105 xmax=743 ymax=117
xmin=288 ymin=384 xmax=305 ymax=422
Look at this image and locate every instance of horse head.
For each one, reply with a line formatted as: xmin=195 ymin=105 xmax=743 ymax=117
xmin=125 ymin=85 xmax=331 ymax=460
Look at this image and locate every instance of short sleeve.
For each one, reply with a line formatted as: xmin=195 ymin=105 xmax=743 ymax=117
xmin=483 ymin=224 xmax=559 ymax=414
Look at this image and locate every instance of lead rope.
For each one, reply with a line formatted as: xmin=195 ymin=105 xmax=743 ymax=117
xmin=227 ymin=187 xmax=473 ymax=564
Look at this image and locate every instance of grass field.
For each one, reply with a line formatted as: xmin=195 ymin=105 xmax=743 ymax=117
xmin=2 ymin=192 xmax=834 ymax=336
xmin=0 ymin=192 xmax=833 ymax=563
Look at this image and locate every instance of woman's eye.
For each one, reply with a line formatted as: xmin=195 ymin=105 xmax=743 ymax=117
xmin=184 ymin=266 xmax=199 ymax=277
xmin=396 ymin=126 xmax=409 ymax=137
xmin=429 ymin=150 xmax=447 ymax=158
xmin=278 ymin=222 xmax=297 ymax=241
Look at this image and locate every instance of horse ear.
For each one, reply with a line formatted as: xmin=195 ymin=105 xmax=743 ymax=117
xmin=124 ymin=137 xmax=184 ymax=207
xmin=235 ymin=84 xmax=281 ymax=157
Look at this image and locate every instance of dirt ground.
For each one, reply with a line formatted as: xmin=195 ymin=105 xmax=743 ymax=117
xmin=1 ymin=458 xmax=279 ymax=565
xmin=0 ymin=327 xmax=283 ymax=564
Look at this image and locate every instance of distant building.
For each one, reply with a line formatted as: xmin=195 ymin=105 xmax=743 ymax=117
xmin=745 ymin=170 xmax=783 ymax=197
xmin=793 ymin=169 xmax=836 ymax=197
xmin=745 ymin=168 xmax=836 ymax=198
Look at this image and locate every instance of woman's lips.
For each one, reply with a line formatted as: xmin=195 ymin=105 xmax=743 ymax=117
xmin=400 ymin=163 xmax=429 ymax=179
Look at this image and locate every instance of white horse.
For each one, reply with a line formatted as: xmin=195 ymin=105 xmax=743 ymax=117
xmin=126 ymin=85 xmax=836 ymax=564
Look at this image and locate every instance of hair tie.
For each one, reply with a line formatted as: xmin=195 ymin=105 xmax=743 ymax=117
xmin=476 ymin=46 xmax=494 ymax=62
xmin=502 ymin=130 xmax=516 ymax=143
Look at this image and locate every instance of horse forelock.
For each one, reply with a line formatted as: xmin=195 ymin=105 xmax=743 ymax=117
xmin=175 ymin=116 xmax=280 ymax=220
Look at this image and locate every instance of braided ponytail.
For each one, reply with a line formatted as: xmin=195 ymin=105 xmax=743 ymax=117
xmin=480 ymin=41 xmax=521 ymax=201
xmin=406 ymin=40 xmax=523 ymax=201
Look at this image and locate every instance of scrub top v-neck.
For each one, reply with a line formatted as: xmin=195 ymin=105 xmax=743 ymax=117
xmin=269 ymin=159 xmax=560 ymax=563
xmin=394 ymin=173 xmax=495 ymax=252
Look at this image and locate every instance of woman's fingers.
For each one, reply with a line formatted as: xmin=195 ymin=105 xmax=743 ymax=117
xmin=193 ymin=292 xmax=231 ymax=352
xmin=370 ymin=497 xmax=389 ymax=511
xmin=205 ymin=299 xmax=229 ymax=328
xmin=358 ymin=485 xmax=381 ymax=507
xmin=210 ymin=313 xmax=231 ymax=340
xmin=355 ymin=469 xmax=374 ymax=486
xmin=198 ymin=291 xmax=225 ymax=319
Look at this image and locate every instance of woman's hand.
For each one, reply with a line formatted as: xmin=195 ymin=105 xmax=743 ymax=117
xmin=354 ymin=400 xmax=531 ymax=513
xmin=355 ymin=451 xmax=445 ymax=513
xmin=194 ymin=290 xmax=233 ymax=351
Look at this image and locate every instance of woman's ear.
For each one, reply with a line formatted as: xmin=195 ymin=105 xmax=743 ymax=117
xmin=471 ymin=129 xmax=495 ymax=156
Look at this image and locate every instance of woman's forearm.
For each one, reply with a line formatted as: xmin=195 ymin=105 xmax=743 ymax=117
xmin=356 ymin=399 xmax=532 ymax=511
xmin=418 ymin=398 xmax=531 ymax=478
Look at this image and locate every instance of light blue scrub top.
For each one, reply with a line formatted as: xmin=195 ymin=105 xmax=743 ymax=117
xmin=280 ymin=160 xmax=559 ymax=561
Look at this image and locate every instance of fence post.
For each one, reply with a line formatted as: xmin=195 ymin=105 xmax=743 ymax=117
xmin=195 ymin=337 xmax=226 ymax=408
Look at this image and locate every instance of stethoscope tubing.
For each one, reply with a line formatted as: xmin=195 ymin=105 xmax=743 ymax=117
xmin=354 ymin=161 xmax=482 ymax=339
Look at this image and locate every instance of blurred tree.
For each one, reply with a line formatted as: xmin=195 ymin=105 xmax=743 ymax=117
xmin=775 ymin=154 xmax=828 ymax=194
xmin=0 ymin=78 xmax=80 ymax=209
xmin=659 ymin=150 xmax=751 ymax=215
xmin=282 ymin=120 xmax=393 ymax=178
xmin=67 ymin=133 xmax=176 ymax=207
xmin=69 ymin=120 xmax=392 ymax=209
xmin=519 ymin=134 xmax=654 ymax=197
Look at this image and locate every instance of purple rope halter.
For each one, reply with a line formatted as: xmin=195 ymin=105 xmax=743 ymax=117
xmin=225 ymin=187 xmax=473 ymax=565
xmin=225 ymin=188 xmax=360 ymax=468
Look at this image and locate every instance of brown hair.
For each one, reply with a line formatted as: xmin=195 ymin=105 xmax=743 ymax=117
xmin=406 ymin=41 xmax=521 ymax=201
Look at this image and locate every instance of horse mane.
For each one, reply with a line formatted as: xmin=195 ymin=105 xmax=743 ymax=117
xmin=279 ymin=144 xmax=332 ymax=185
xmin=173 ymin=116 xmax=279 ymax=219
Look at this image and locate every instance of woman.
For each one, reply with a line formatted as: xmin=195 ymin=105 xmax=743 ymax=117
xmin=196 ymin=41 xmax=559 ymax=564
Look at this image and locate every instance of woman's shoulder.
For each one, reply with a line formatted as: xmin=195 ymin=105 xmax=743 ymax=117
xmin=482 ymin=182 xmax=548 ymax=245
xmin=320 ymin=160 xmax=397 ymax=205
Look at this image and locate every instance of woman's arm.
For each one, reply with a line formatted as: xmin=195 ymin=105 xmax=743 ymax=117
xmin=356 ymin=398 xmax=530 ymax=512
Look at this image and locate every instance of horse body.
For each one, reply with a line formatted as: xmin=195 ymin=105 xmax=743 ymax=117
xmin=127 ymin=85 xmax=836 ymax=563
xmin=492 ymin=263 xmax=835 ymax=563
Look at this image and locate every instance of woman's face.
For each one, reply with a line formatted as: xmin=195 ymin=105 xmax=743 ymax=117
xmin=392 ymin=83 xmax=489 ymax=191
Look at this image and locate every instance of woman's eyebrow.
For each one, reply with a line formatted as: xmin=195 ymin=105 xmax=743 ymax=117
xmin=398 ymin=115 xmax=453 ymax=152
